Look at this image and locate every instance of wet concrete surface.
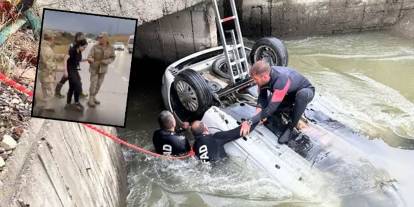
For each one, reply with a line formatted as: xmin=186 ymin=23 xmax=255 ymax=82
xmin=32 ymin=44 xmax=132 ymax=127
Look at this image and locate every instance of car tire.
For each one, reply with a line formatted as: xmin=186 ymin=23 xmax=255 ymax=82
xmin=171 ymin=69 xmax=213 ymax=121
xmin=212 ymin=57 xmax=232 ymax=79
xmin=249 ymin=37 xmax=288 ymax=66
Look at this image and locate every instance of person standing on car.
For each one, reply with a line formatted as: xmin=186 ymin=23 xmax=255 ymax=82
xmin=192 ymin=120 xmax=258 ymax=163
xmin=38 ymin=31 xmax=67 ymax=112
xmin=240 ymin=60 xmax=315 ymax=144
xmin=55 ymin=32 xmax=88 ymax=99
xmin=65 ymin=39 xmax=88 ymax=111
xmin=87 ymin=32 xmax=115 ymax=107
xmin=152 ymin=110 xmax=191 ymax=156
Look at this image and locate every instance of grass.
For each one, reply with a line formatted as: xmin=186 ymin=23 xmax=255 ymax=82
xmin=51 ymin=33 xmax=130 ymax=52
xmin=0 ymin=29 xmax=37 ymax=83
xmin=53 ymin=44 xmax=69 ymax=54
xmin=108 ymin=35 xmax=130 ymax=45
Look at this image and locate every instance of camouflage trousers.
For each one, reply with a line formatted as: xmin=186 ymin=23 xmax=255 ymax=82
xmin=89 ymin=71 xmax=106 ymax=96
xmin=40 ymin=82 xmax=55 ymax=109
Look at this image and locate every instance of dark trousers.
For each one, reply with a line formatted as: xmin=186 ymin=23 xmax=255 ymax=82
xmin=290 ymin=87 xmax=315 ymax=127
xmin=67 ymin=71 xmax=82 ymax=104
xmin=58 ymin=75 xmax=68 ymax=84
xmin=266 ymin=87 xmax=315 ymax=128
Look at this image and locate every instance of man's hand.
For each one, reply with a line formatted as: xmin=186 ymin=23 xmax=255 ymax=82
xmin=87 ymin=57 xmax=94 ymax=64
xmin=182 ymin=122 xmax=190 ymax=129
xmin=255 ymin=107 xmax=262 ymax=114
xmin=240 ymin=121 xmax=251 ymax=137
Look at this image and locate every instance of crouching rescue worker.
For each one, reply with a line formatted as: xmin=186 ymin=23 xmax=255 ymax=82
xmin=191 ymin=120 xmax=258 ymax=163
xmin=240 ymin=60 xmax=315 ymax=144
xmin=152 ymin=110 xmax=191 ymax=156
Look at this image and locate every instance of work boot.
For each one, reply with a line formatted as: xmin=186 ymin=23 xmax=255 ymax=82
xmin=80 ymin=92 xmax=88 ymax=99
xmin=64 ymin=103 xmax=71 ymax=110
xmin=88 ymin=97 xmax=96 ymax=107
xmin=94 ymin=97 xmax=100 ymax=105
xmin=55 ymin=83 xmax=65 ymax=98
xmin=278 ymin=128 xmax=292 ymax=144
xmin=74 ymin=102 xmax=84 ymax=111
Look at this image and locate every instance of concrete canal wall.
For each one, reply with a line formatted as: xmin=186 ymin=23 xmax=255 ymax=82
xmin=237 ymin=0 xmax=414 ymax=38
xmin=0 ymin=119 xmax=127 ymax=207
xmin=135 ymin=2 xmax=217 ymax=63
xmin=35 ymin=0 xmax=206 ymax=25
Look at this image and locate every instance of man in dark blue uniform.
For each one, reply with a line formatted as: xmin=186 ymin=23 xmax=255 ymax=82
xmin=192 ymin=120 xmax=258 ymax=163
xmin=152 ymin=110 xmax=191 ymax=156
xmin=240 ymin=60 xmax=315 ymax=144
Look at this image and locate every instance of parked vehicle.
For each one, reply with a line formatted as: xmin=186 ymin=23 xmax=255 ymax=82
xmin=128 ymin=35 xmax=134 ymax=53
xmin=113 ymin=42 xmax=125 ymax=51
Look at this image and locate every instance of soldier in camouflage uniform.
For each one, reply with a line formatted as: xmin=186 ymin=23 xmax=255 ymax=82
xmin=38 ymin=31 xmax=67 ymax=111
xmin=87 ymin=32 xmax=115 ymax=107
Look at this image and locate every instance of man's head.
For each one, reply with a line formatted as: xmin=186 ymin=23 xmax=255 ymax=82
xmin=74 ymin=32 xmax=85 ymax=42
xmin=97 ymin=32 xmax=109 ymax=46
xmin=43 ymin=31 xmax=56 ymax=42
xmin=191 ymin=121 xmax=208 ymax=136
xmin=250 ymin=60 xmax=271 ymax=87
xmin=158 ymin=110 xmax=176 ymax=131
xmin=75 ymin=39 xmax=88 ymax=52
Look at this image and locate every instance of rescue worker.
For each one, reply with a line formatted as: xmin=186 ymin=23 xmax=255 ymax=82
xmin=240 ymin=60 xmax=315 ymax=144
xmin=65 ymin=39 xmax=88 ymax=111
xmin=86 ymin=32 xmax=115 ymax=107
xmin=38 ymin=31 xmax=67 ymax=112
xmin=55 ymin=32 xmax=88 ymax=99
xmin=192 ymin=120 xmax=258 ymax=163
xmin=152 ymin=110 xmax=191 ymax=156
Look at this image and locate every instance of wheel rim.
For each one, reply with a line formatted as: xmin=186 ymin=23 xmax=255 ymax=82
xmin=219 ymin=61 xmax=228 ymax=73
xmin=254 ymin=45 xmax=279 ymax=66
xmin=175 ymin=80 xmax=199 ymax=112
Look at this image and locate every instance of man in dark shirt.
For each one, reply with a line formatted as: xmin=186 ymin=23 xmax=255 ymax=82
xmin=152 ymin=110 xmax=191 ymax=156
xmin=240 ymin=60 xmax=315 ymax=144
xmin=192 ymin=120 xmax=257 ymax=163
xmin=55 ymin=32 xmax=88 ymax=98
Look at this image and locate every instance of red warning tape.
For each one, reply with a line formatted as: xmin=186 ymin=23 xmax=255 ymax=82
xmin=0 ymin=73 xmax=33 ymax=97
xmin=0 ymin=72 xmax=194 ymax=160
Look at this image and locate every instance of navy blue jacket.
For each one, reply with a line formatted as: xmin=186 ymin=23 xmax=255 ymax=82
xmin=251 ymin=66 xmax=314 ymax=124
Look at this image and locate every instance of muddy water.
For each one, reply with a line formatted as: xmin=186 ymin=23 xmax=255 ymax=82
xmin=118 ymin=32 xmax=414 ymax=206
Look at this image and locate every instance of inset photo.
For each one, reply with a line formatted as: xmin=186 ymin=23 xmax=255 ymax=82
xmin=31 ymin=8 xmax=137 ymax=127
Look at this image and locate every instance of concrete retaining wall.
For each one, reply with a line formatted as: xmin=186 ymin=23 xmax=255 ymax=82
xmin=135 ymin=2 xmax=217 ymax=63
xmin=238 ymin=0 xmax=414 ymax=38
xmin=0 ymin=119 xmax=127 ymax=207
xmin=35 ymin=0 xmax=205 ymax=25
xmin=392 ymin=7 xmax=414 ymax=38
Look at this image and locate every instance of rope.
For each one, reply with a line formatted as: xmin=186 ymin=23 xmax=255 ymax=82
xmin=0 ymin=72 xmax=194 ymax=160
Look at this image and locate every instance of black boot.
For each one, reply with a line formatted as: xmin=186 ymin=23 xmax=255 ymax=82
xmin=55 ymin=82 xmax=65 ymax=98
xmin=74 ymin=102 xmax=84 ymax=112
xmin=278 ymin=127 xmax=292 ymax=144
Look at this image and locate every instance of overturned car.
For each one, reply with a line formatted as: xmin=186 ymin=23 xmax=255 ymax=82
xmin=160 ymin=36 xmax=406 ymax=206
